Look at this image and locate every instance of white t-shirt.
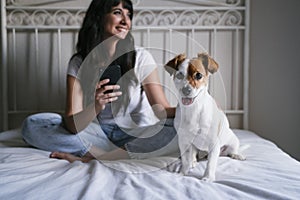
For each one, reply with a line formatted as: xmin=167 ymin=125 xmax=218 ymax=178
xmin=67 ymin=47 xmax=160 ymax=128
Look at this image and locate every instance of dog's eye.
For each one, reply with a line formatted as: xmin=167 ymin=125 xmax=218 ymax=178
xmin=194 ymin=72 xmax=203 ymax=80
xmin=175 ymin=72 xmax=184 ymax=80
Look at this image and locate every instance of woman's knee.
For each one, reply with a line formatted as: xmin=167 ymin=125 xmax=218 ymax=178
xmin=21 ymin=112 xmax=63 ymax=142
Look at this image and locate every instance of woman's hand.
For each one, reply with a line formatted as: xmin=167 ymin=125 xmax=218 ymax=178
xmin=95 ymin=79 xmax=122 ymax=112
xmin=64 ymin=76 xmax=121 ymax=134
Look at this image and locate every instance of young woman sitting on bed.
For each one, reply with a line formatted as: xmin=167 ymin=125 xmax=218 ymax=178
xmin=21 ymin=0 xmax=179 ymax=163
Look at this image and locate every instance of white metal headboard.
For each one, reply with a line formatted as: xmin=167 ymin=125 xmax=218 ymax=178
xmin=1 ymin=0 xmax=249 ymax=130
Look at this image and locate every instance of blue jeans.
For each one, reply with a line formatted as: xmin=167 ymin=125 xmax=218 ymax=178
xmin=21 ymin=113 xmax=179 ymax=158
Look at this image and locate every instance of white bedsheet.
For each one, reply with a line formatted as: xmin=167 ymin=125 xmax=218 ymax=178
xmin=1 ymin=128 xmax=300 ymax=200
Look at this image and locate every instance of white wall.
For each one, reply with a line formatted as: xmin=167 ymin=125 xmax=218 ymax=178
xmin=249 ymin=0 xmax=300 ymax=160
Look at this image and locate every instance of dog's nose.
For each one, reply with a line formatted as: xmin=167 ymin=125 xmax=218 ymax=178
xmin=182 ymin=86 xmax=192 ymax=96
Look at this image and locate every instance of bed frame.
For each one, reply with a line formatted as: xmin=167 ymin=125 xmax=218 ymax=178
xmin=1 ymin=0 xmax=250 ymax=130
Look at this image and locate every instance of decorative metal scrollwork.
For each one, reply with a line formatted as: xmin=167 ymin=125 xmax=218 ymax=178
xmin=7 ymin=9 xmax=85 ymax=26
xmin=7 ymin=0 xmax=141 ymax=6
xmin=226 ymin=0 xmax=241 ymax=6
xmin=179 ymin=10 xmax=199 ymax=26
xmin=7 ymin=0 xmax=243 ymax=6
xmin=157 ymin=10 xmax=177 ymax=26
xmin=201 ymin=10 xmax=220 ymax=26
xmin=134 ymin=10 xmax=156 ymax=26
xmin=6 ymin=3 xmax=245 ymax=27
xmin=133 ymin=9 xmax=244 ymax=27
xmin=222 ymin=10 xmax=242 ymax=26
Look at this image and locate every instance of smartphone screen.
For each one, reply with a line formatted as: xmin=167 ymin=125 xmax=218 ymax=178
xmin=99 ymin=65 xmax=122 ymax=94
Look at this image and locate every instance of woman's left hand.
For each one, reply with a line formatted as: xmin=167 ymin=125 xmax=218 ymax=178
xmin=94 ymin=79 xmax=122 ymax=112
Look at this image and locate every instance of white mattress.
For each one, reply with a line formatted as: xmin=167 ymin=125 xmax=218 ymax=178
xmin=1 ymin=128 xmax=300 ymax=200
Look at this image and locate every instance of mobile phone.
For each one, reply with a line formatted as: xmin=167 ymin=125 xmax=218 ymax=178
xmin=99 ymin=65 xmax=122 ymax=94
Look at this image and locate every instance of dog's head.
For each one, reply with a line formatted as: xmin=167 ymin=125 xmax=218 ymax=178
xmin=164 ymin=53 xmax=219 ymax=105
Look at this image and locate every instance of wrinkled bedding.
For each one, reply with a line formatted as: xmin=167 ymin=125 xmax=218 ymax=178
xmin=1 ymin=128 xmax=300 ymax=200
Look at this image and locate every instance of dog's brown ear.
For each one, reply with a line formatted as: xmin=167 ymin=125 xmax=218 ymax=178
xmin=197 ymin=53 xmax=219 ymax=74
xmin=164 ymin=54 xmax=186 ymax=75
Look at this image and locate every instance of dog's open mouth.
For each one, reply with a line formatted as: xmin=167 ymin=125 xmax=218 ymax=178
xmin=182 ymin=97 xmax=194 ymax=105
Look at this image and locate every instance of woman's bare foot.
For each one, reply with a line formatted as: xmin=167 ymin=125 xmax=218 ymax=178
xmin=49 ymin=147 xmax=130 ymax=163
xmin=50 ymin=152 xmax=94 ymax=163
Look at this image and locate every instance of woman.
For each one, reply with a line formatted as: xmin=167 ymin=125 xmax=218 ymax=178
xmin=22 ymin=0 xmax=178 ymax=163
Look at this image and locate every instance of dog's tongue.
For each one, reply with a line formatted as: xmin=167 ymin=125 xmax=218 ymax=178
xmin=182 ymin=97 xmax=193 ymax=105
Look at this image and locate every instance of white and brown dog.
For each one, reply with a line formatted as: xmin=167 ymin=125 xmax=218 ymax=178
xmin=165 ymin=53 xmax=245 ymax=182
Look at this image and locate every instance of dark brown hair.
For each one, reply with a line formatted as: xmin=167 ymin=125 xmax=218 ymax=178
xmin=76 ymin=0 xmax=136 ymax=75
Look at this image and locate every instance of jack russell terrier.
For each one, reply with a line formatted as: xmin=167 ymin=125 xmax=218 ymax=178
xmin=165 ymin=53 xmax=245 ymax=182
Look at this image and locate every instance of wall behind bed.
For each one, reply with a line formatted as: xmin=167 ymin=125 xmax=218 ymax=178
xmin=249 ymin=0 xmax=300 ymax=161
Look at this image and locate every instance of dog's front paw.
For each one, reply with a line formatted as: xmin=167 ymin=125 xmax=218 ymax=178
xmin=180 ymin=164 xmax=191 ymax=176
xmin=202 ymin=175 xmax=215 ymax=182
xmin=166 ymin=159 xmax=182 ymax=173
xmin=180 ymin=167 xmax=189 ymax=176
xmin=192 ymin=159 xmax=198 ymax=168
xmin=230 ymin=153 xmax=245 ymax=161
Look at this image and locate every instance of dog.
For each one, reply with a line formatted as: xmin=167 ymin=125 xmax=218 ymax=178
xmin=165 ymin=53 xmax=245 ymax=182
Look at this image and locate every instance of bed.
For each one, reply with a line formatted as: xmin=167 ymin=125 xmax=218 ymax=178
xmin=1 ymin=0 xmax=300 ymax=199
xmin=1 ymin=127 xmax=300 ymax=199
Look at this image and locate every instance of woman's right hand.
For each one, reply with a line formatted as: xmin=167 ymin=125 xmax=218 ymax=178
xmin=95 ymin=79 xmax=122 ymax=112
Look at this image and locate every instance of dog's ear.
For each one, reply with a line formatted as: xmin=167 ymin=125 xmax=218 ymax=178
xmin=197 ymin=53 xmax=219 ymax=74
xmin=164 ymin=54 xmax=186 ymax=75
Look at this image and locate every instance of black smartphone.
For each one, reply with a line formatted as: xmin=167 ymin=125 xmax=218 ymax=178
xmin=99 ymin=65 xmax=122 ymax=94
